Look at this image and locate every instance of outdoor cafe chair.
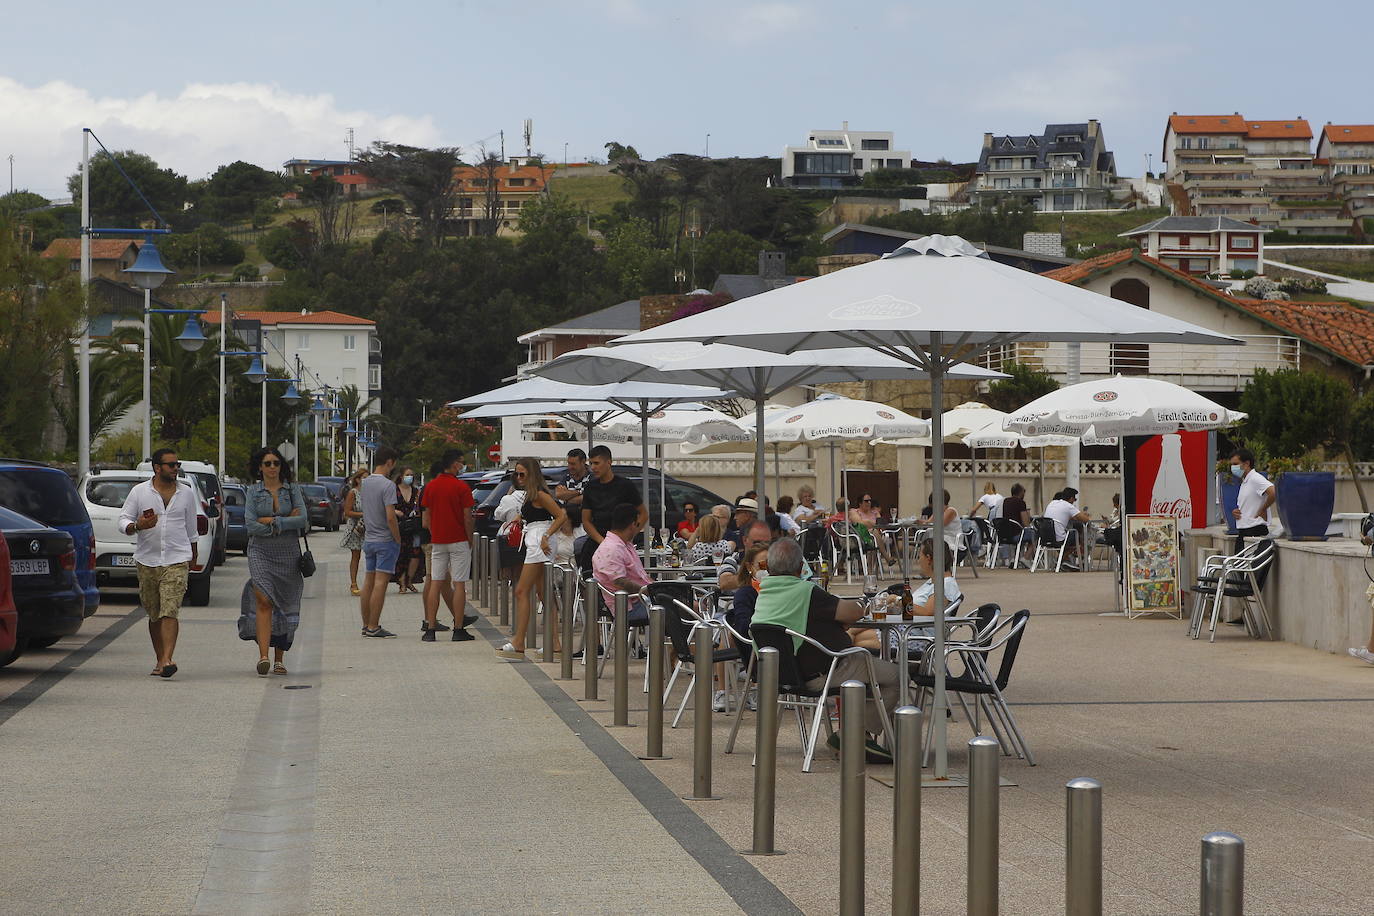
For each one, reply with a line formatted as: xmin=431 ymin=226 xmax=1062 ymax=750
xmin=955 ymin=520 xmax=981 ymax=579
xmin=971 ymin=516 xmax=996 ymax=568
xmin=1188 ymin=539 xmax=1276 ymax=642
xmin=912 ymin=608 xmax=1035 ymax=765
xmin=596 ymin=581 xmax=650 ymax=677
xmin=798 ymin=525 xmax=828 ymax=565
xmin=644 ymin=585 xmax=743 ymax=727
xmin=830 ymin=521 xmax=871 ymax=581
xmin=748 ymin=623 xmax=893 ymax=773
xmin=1028 ymin=516 xmax=1079 ymax=572
xmin=988 ymin=517 xmax=1028 ymax=569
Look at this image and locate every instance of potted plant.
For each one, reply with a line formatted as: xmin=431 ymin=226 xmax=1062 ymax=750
xmin=1266 ymin=455 xmax=1332 ymax=540
xmin=1216 ymin=459 xmax=1240 ymax=534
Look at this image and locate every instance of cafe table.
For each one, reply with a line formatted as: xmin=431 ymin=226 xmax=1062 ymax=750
xmin=845 ymin=603 xmax=979 ymax=707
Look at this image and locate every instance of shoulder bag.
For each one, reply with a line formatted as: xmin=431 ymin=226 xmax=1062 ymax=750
xmin=292 ymin=484 xmax=316 ymax=577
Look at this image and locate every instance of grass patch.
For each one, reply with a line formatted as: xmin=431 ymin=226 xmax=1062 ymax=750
xmin=1033 ymin=207 xmax=1168 ymax=254
xmin=547 ymin=174 xmax=629 ymax=217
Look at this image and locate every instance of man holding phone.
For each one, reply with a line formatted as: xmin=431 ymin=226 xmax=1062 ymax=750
xmin=118 ymin=448 xmax=199 ymax=678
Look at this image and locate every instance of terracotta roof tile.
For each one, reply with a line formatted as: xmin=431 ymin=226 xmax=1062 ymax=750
xmin=202 ymin=309 xmax=374 ymax=327
xmin=1244 ymin=119 xmax=1312 ymax=139
xmin=1322 ymin=124 xmax=1374 ymax=145
xmin=41 ymin=238 xmax=141 ymax=260
xmin=1040 ymin=249 xmax=1133 ymax=284
xmin=1168 ymin=114 xmax=1249 ymax=134
xmin=1229 ymin=299 xmax=1374 ymax=366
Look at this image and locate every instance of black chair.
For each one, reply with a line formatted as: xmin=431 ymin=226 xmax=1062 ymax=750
xmin=798 ymin=525 xmax=828 ymax=564
xmin=750 ymin=622 xmax=892 ymax=772
xmin=989 ymin=517 xmax=1027 ymax=569
xmin=913 ymin=609 xmax=1033 ymax=764
xmin=645 ymin=583 xmax=742 ymax=726
xmin=1028 ymin=516 xmax=1078 ymax=572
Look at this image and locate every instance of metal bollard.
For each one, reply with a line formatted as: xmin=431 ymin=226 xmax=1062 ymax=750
xmin=560 ymin=567 xmax=576 ymax=680
xmin=583 ymin=578 xmax=599 ymax=701
xmin=892 ymin=705 xmax=922 ymax=915
xmin=1066 ymin=778 xmax=1103 ymax=916
xmin=498 ymin=573 xmax=510 ymax=627
xmin=968 ymin=736 xmax=1001 ymax=916
xmin=684 ymin=625 xmax=719 ymax=800
xmin=542 ymin=563 xmax=556 ymax=663
xmin=488 ymin=539 xmax=500 ymax=614
xmin=613 ymin=592 xmax=631 ymax=727
xmin=839 ymin=680 xmax=867 ymax=916
xmin=472 ymin=536 xmax=483 ymax=606
xmin=478 ymin=536 xmax=489 ymax=606
xmin=1200 ymin=832 xmax=1243 ymax=916
xmin=641 ymin=604 xmax=668 ymax=760
xmin=528 ymin=581 xmax=539 ymax=652
xmin=749 ymin=647 xmax=782 ymax=855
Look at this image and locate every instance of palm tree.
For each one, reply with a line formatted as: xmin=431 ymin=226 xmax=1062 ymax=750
xmin=90 ymin=314 xmax=220 ymax=442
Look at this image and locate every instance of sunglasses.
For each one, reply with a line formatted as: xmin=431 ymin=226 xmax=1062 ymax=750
xmin=157 ymin=461 xmax=182 ymax=468
xmin=515 ymin=471 xmax=527 ymax=478
xmin=861 ymin=498 xmax=872 ymax=503
xmin=261 ymin=460 xmax=281 ymax=467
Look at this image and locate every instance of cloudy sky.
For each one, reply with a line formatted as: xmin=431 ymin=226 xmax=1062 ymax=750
xmin=1 ymin=0 xmax=1367 ymax=198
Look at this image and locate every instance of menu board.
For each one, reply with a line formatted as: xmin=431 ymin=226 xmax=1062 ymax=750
xmin=1125 ymin=515 xmax=1181 ymax=617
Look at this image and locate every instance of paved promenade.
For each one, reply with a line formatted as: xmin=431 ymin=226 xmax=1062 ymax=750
xmin=2 ymin=544 xmax=1372 ymax=914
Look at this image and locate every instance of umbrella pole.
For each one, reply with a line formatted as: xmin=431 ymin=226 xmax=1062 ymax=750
xmin=930 ymin=335 xmax=950 ymax=781
xmin=659 ymin=442 xmax=666 ymax=537
xmin=842 ymin=444 xmax=852 ymax=585
xmin=754 ymin=387 xmax=766 ymax=503
xmin=641 ymin=403 xmax=650 ymax=565
xmin=971 ymin=446 xmax=979 ymax=511
xmin=1118 ymin=437 xmax=1126 ymax=615
xmin=773 ymin=444 xmax=781 ymax=503
xmin=830 ymin=442 xmax=837 ymax=510
xmin=587 ymin=411 xmax=594 ymax=451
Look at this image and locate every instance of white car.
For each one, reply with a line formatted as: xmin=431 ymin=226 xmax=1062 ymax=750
xmin=136 ymin=459 xmax=228 ymax=567
xmin=80 ymin=470 xmax=214 ymax=606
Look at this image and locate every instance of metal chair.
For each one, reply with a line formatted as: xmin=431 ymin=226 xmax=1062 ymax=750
xmin=830 ymin=522 xmax=869 ymax=583
xmin=1188 ymin=539 xmax=1276 ymax=641
xmin=1027 ymin=516 xmax=1079 ymax=572
xmin=648 ymin=589 xmax=743 ymax=727
xmin=749 ymin=623 xmax=893 ymax=772
xmin=988 ymin=517 xmax=1028 ymax=568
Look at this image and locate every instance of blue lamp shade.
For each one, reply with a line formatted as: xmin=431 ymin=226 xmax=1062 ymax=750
xmin=123 ymin=238 xmax=176 ymax=290
xmin=243 ymin=357 xmax=267 ymax=384
xmin=174 ymin=316 xmax=207 ymax=352
xmin=280 ymin=381 xmax=301 ymax=406
xmin=311 ymin=394 xmax=327 ymax=414
xmin=344 ymin=421 xmax=358 ymax=436
xmin=329 ymin=409 xmax=344 ymax=427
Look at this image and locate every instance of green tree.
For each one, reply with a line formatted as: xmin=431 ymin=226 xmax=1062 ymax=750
xmin=605 ymin=218 xmax=671 ymax=299
xmin=0 ymin=217 xmax=84 ymax=455
xmin=406 ymin=408 xmax=496 ymax=473
xmin=693 ymin=230 xmax=768 ymax=288
xmin=198 ymin=161 xmax=288 ymax=223
xmin=0 ymin=191 xmax=50 ymax=215
xmin=161 ymin=223 xmax=246 ymax=271
xmin=67 ymin=150 xmax=187 ymax=227
xmin=259 ymin=220 xmax=315 ymax=270
xmin=514 ymin=195 xmax=611 ymax=316
xmin=355 ymin=142 xmax=462 ymax=247
xmin=981 ymin=362 xmax=1060 ymax=413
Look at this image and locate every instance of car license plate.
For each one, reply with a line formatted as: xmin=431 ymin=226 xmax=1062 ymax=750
xmin=10 ymin=559 xmax=50 ymax=576
xmin=112 ymin=555 xmax=137 ymax=567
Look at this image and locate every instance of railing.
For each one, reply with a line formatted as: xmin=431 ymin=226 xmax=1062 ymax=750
xmin=926 ymin=458 xmax=1374 ymax=480
xmin=976 ymin=336 xmax=1300 ymax=390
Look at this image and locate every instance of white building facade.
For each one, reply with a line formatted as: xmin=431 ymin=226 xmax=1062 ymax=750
xmin=781 ymin=123 xmax=912 ymax=188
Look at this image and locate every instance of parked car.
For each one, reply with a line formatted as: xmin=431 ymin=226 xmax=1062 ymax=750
xmin=0 ymin=506 xmax=85 ymax=656
xmin=137 ymin=459 xmax=227 ymax=567
xmin=0 ymin=533 xmax=18 ymax=667
xmin=300 ymin=483 xmax=340 ymax=530
xmin=79 ymin=469 xmax=213 ymax=605
xmin=0 ymin=459 xmax=99 ymax=618
xmin=315 ymin=476 xmax=347 ymax=522
xmin=222 ymin=483 xmax=248 ymax=553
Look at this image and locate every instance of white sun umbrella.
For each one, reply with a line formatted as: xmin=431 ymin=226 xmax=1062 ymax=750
xmin=611 ymin=233 xmax=1243 ymax=781
xmin=959 ymin=420 xmax=1119 ymax=512
xmin=883 ymin=402 xmax=1009 ymax=508
xmin=459 ymin=400 xmax=627 ymax=450
xmin=534 ymin=340 xmax=1003 ymax=502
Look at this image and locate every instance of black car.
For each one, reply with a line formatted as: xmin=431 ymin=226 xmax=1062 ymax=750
xmin=300 ymin=483 xmax=340 ymax=531
xmin=315 ymin=476 xmax=347 ymax=521
xmin=222 ymin=483 xmax=248 ymax=553
xmin=0 ymin=506 xmax=85 ymax=655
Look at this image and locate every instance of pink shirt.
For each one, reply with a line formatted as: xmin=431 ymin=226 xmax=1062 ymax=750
xmin=593 ymin=531 xmax=650 ymax=596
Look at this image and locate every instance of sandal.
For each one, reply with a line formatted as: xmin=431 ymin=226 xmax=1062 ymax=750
xmin=256 ymin=657 xmax=271 ymax=676
xmin=496 ymin=642 xmax=526 ymax=660
xmin=272 ymin=663 xmax=288 ymax=676
xmin=350 ymin=584 xmax=360 ymax=596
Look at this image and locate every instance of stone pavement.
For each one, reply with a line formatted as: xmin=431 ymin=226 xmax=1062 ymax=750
xmin=0 ymin=546 xmax=787 ymax=914
xmin=3 ymin=545 xmax=1373 ymax=915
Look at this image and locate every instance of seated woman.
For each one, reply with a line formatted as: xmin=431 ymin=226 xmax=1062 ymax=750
xmin=848 ymin=493 xmax=896 ymax=566
xmin=725 ymin=543 xmax=770 ymax=647
xmin=688 ymin=513 xmax=733 ymax=564
xmin=850 ymin=539 xmax=961 ymax=654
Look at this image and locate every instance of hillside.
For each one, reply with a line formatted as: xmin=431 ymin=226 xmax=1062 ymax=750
xmin=1033 ymin=207 xmax=1167 ymax=256
xmin=547 ymin=173 xmax=630 ymax=216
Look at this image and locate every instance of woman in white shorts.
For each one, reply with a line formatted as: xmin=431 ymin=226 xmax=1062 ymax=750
xmin=499 ymin=458 xmax=567 ymax=659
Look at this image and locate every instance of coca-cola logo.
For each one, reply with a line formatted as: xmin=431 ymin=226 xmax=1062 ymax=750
xmin=1209 ymin=412 xmax=1218 ymax=421
xmin=1152 ymin=498 xmax=1192 ymax=518
xmin=1093 ymin=391 xmax=1118 ymax=402
xmin=785 ymin=414 xmax=803 ymax=423
xmin=876 ymin=410 xmax=895 ymax=419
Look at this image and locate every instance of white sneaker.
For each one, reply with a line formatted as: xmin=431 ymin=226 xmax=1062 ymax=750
xmin=745 ymin=686 xmax=758 ymax=711
xmin=712 ymin=689 xmax=728 ymax=712
xmin=1348 ymin=647 xmax=1374 ymax=665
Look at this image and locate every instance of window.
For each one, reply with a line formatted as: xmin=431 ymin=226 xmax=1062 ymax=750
xmin=296 ymin=333 xmax=310 ymax=351
xmin=993 ymin=178 xmax=1010 ymax=189
xmin=508 ymin=178 xmax=526 ymax=187
xmin=368 ymin=365 xmax=381 ymax=390
xmin=815 ymin=137 xmax=844 ymax=147
xmin=343 ymin=334 xmax=357 ymax=351
xmin=1022 ymin=177 xmax=1041 ymax=188
xmin=860 ymin=139 xmax=890 ymax=150
xmin=796 ymin=153 xmax=851 ymax=175
xmin=853 ymin=158 xmax=863 ymax=171
xmin=1230 ymin=257 xmax=1258 ymax=273
xmin=886 ymin=159 xmax=903 ymax=169
xmin=1161 ymin=236 xmax=1180 ymax=248
xmin=1231 ymin=236 xmax=1255 ymax=249
xmin=342 ymin=367 xmax=357 ymax=387
xmin=1055 ymin=134 xmax=1081 ymax=144
xmin=1052 ymin=193 xmax=1075 ymax=209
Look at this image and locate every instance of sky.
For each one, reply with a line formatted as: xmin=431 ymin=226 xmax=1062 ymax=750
xmin=1 ymin=0 xmax=1371 ymax=199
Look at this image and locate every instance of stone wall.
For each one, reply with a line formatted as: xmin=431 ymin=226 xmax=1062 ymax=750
xmin=159 ymin=281 xmax=282 ymax=312
xmin=816 ymin=254 xmax=878 ymax=275
xmin=1265 ymin=246 xmax=1374 ymax=267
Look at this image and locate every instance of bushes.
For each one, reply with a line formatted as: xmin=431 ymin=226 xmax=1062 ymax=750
xmin=1277 ymin=275 xmax=1327 ymax=296
xmin=1242 ymin=277 xmax=1288 ymax=300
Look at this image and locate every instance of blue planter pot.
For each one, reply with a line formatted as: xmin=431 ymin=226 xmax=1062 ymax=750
xmin=1219 ymin=478 xmax=1240 ymax=534
xmin=1275 ymin=471 xmax=1335 ymax=541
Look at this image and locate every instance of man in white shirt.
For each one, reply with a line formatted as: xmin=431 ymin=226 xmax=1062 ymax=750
xmin=1043 ymin=487 xmax=1090 ymax=569
xmin=1229 ymin=447 xmax=1276 ymax=590
xmin=117 ymin=448 xmax=200 ymax=678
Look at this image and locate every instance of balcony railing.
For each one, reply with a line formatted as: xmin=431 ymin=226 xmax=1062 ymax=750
xmin=976 ymin=336 xmax=1300 ymax=392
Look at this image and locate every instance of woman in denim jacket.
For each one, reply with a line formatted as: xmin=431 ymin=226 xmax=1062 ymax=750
xmin=242 ymin=446 xmax=308 ymax=676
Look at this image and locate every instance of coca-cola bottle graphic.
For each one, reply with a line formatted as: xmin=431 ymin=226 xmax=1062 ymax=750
xmin=1150 ymin=433 xmax=1192 ymax=520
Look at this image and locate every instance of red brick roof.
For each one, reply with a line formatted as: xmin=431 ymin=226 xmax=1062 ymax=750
xmin=451 ymin=163 xmax=549 ymax=191
xmin=1229 ymin=299 xmax=1374 ymax=366
xmin=1040 ymin=249 xmax=1133 ymax=284
xmin=1168 ymin=115 xmax=1249 ymax=135
xmin=201 ymin=309 xmax=374 ymax=327
xmin=1322 ymin=124 xmax=1374 ymax=145
xmin=1244 ymin=119 xmax=1312 ymax=139
xmin=41 ymin=238 xmax=140 ymax=260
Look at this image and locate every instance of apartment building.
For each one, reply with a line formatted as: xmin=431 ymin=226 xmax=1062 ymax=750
xmin=448 ymin=158 xmax=550 ymax=237
xmin=1316 ymin=124 xmax=1374 ymax=225
xmin=1119 ymin=215 xmax=1266 ymax=276
xmin=1162 ymin=114 xmax=1350 ymax=235
xmin=780 ymin=123 xmax=912 ymax=188
xmin=971 ymin=121 xmax=1117 ymax=211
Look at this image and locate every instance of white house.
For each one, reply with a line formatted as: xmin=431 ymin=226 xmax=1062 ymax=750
xmin=781 ymin=122 xmax=912 ymax=188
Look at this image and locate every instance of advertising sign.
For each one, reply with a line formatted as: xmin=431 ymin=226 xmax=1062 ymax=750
xmin=1125 ymin=515 xmax=1182 ymax=617
xmin=1122 ymin=431 xmax=1214 ymax=529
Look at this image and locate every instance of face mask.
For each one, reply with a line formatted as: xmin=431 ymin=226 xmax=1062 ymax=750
xmin=1230 ymin=464 xmax=1243 ymax=479
xmin=403 ymin=475 xmax=414 ymax=485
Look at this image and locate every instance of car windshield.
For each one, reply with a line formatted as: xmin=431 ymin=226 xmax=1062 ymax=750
xmin=0 ymin=505 xmax=47 ymax=530
xmin=87 ymin=478 xmax=141 ymax=509
xmin=302 ymin=485 xmax=327 ymax=499
xmin=222 ymin=488 xmax=244 ymax=507
xmin=0 ymin=469 xmax=89 ymax=526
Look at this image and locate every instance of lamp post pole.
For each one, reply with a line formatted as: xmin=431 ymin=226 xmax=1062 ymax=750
xmin=260 ymin=326 xmax=268 ymax=448
xmin=218 ymin=293 xmax=227 ymax=478
xmin=142 ymin=287 xmax=152 ymax=459
xmin=78 ymin=129 xmax=91 ymax=477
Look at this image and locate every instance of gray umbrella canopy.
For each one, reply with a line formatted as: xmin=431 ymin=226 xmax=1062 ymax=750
xmin=612 ymin=233 xmax=1243 ymax=780
xmin=534 ymin=340 xmax=1002 ymax=498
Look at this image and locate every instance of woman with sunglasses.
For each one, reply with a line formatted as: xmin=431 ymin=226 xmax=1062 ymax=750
xmin=499 ymin=458 xmax=567 ymax=659
xmin=848 ymin=493 xmax=896 ymax=566
xmin=242 ymin=447 xmax=308 ymax=676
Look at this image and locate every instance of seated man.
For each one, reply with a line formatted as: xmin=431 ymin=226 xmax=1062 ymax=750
xmin=719 ymin=519 xmax=772 ymax=591
xmin=750 ymin=538 xmax=901 ymax=761
xmin=727 ymin=497 xmax=760 ymax=549
xmin=592 ymin=502 xmax=650 ymax=624
xmin=1044 ymin=487 xmax=1091 ymax=569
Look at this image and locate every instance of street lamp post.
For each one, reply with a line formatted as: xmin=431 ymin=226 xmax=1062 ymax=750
xmin=263 ymin=375 xmax=302 ymax=472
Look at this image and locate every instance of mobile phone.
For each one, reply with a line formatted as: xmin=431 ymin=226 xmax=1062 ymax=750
xmin=142 ymin=508 xmax=156 ymax=518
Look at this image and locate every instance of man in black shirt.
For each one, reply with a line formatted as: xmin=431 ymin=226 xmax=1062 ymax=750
xmin=577 ymin=445 xmax=647 ymax=571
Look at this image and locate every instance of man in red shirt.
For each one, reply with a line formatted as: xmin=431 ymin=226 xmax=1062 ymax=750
xmin=421 ymin=450 xmax=477 ymax=642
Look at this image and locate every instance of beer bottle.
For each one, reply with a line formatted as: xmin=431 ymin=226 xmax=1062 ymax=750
xmin=900 ymin=578 xmax=914 ymax=620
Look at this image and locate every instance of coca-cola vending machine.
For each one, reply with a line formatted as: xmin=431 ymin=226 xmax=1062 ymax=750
xmin=1123 ymin=430 xmax=1216 ymax=529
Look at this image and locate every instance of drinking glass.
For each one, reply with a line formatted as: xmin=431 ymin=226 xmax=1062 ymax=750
xmin=711 ymin=545 xmax=725 ymax=567
xmin=863 ymin=573 xmax=879 ymax=598
xmin=890 ymin=507 xmax=899 ymax=524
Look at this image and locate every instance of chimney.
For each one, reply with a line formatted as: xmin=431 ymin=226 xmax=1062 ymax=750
xmin=842 ymin=120 xmax=849 ymax=131
xmin=982 ymin=132 xmax=993 ymax=150
xmin=759 ymin=250 xmax=786 ymax=280
xmin=1088 ymin=119 xmax=1099 ymax=138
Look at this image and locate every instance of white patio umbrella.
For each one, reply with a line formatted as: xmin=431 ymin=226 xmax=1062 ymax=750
xmin=959 ymin=420 xmax=1118 ymax=512
xmin=458 ymin=400 xmax=626 ymax=452
xmin=612 ymin=233 xmax=1243 ymax=781
xmin=534 ymin=340 xmax=1002 ymax=501
xmin=883 ymin=401 xmax=1009 ymax=508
